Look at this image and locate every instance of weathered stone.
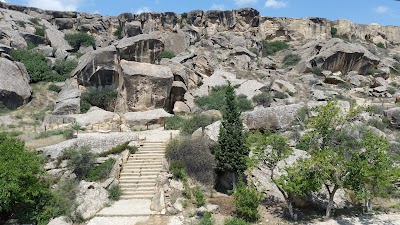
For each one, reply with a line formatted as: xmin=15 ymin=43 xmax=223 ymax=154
xmin=173 ymin=101 xmax=190 ymax=114
xmin=272 ymin=80 xmax=297 ymax=94
xmin=45 ymin=28 xmax=73 ymax=51
xmin=384 ymin=107 xmax=400 ymax=128
xmin=324 ymin=75 xmax=345 ymax=84
xmin=75 ymin=181 xmax=110 ymax=220
xmin=125 ymin=21 xmax=142 ymax=37
xmin=371 ymin=77 xmax=388 ymax=88
xmin=53 ymin=78 xmax=80 ymax=115
xmin=48 ymin=216 xmax=72 ymax=225
xmin=0 ymin=58 xmax=31 ymax=109
xmin=71 ymin=107 xmax=119 ymax=126
xmin=124 ymin=109 xmax=172 ymax=126
xmin=312 ymin=89 xmax=328 ymax=101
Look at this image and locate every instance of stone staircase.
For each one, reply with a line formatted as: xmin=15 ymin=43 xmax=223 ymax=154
xmin=119 ymin=141 xmax=166 ymax=199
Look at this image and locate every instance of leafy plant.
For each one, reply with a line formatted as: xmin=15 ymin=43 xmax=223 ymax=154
xmin=29 ymin=17 xmax=40 ymax=25
xmin=330 ymin=27 xmax=338 ymax=37
xmin=198 ymin=211 xmax=214 ymax=225
xmin=99 ymin=141 xmax=137 ymax=157
xmin=65 ymin=146 xmax=96 ymax=180
xmin=80 ymin=87 xmax=118 ymax=112
xmin=232 ymin=180 xmax=263 ymax=222
xmin=53 ymin=59 xmax=77 ymax=79
xmin=193 ymin=187 xmax=206 ymax=207
xmin=224 ymin=217 xmax=251 ymax=225
xmin=252 ymin=92 xmax=272 ymax=107
xmin=283 ymin=54 xmax=301 ymax=66
xmin=48 ymin=83 xmax=62 ymax=92
xmin=34 ymin=26 xmax=45 ymax=37
xmin=114 ymin=25 xmax=123 ymax=39
xmin=274 ymin=91 xmax=287 ymax=99
xmin=108 ymin=185 xmax=122 ymax=201
xmin=261 ymin=40 xmax=289 ymax=56
xmin=376 ymin=42 xmax=386 ymax=49
xmin=312 ymin=67 xmax=323 ymax=76
xmin=169 ymin=160 xmax=188 ymax=181
xmin=158 ymin=50 xmax=175 ymax=61
xmin=86 ymin=158 xmax=116 ymax=182
xmin=35 ymin=129 xmax=74 ymax=140
xmin=64 ymin=32 xmax=96 ymax=49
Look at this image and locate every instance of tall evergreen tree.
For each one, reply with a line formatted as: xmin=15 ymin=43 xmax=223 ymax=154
xmin=215 ymin=82 xmax=249 ymax=185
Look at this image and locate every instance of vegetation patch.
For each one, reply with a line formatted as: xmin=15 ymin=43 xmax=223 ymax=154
xmin=107 ymin=185 xmax=122 ymax=201
xmin=64 ymin=32 xmax=96 ymax=49
xmin=63 ymin=146 xmax=96 ymax=180
xmin=158 ymin=50 xmax=175 ymax=61
xmin=252 ymin=92 xmax=272 ymax=107
xmin=48 ymin=83 xmax=62 ymax=93
xmin=166 ymin=114 xmax=219 ymax=134
xmin=233 ymin=181 xmax=263 ymax=223
xmin=283 ymin=54 xmax=301 ymax=66
xmin=98 ymin=141 xmax=137 ymax=157
xmin=80 ymin=87 xmax=118 ymax=113
xmin=261 ymin=40 xmax=289 ymax=56
xmin=35 ymin=129 xmax=73 ymax=140
xmin=312 ymin=66 xmax=323 ymax=76
xmin=34 ymin=26 xmax=45 ymax=37
xmin=86 ymin=158 xmax=116 ymax=182
xmin=192 ymin=186 xmax=206 ymax=207
xmin=113 ymin=25 xmax=123 ymax=39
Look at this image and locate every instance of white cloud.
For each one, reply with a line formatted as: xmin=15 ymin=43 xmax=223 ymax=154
xmin=211 ymin=3 xmax=225 ymax=10
xmin=134 ymin=7 xmax=152 ymax=14
xmin=234 ymin=0 xmax=257 ymax=6
xmin=374 ymin=6 xmax=388 ymax=14
xmin=27 ymin=0 xmax=81 ymax=11
xmin=0 ymin=0 xmax=7 ymax=3
xmin=265 ymin=0 xmax=287 ymax=8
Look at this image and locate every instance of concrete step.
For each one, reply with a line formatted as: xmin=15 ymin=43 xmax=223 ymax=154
xmin=130 ymin=154 xmax=164 ymax=157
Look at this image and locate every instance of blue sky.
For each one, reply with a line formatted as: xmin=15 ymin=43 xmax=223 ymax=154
xmin=2 ymin=0 xmax=400 ymax=26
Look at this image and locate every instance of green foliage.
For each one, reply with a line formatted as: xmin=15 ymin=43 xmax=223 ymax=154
xmin=86 ymin=158 xmax=116 ymax=182
xmin=388 ymin=86 xmax=397 ymax=95
xmin=16 ymin=20 xmax=26 ymax=28
xmin=53 ymin=59 xmax=78 ymax=79
xmin=366 ymin=105 xmax=385 ymax=115
xmin=274 ymin=91 xmax=287 ymax=99
xmin=80 ymin=87 xmax=118 ymax=112
xmin=65 ymin=146 xmax=96 ymax=180
xmin=108 ymin=185 xmax=122 ymax=201
xmin=232 ymin=181 xmax=263 ymax=222
xmin=169 ymin=160 xmax=188 ymax=182
xmin=99 ymin=141 xmax=137 ymax=157
xmin=195 ymin=86 xmax=253 ymax=112
xmin=224 ymin=217 xmax=250 ymax=225
xmin=166 ymin=137 xmax=215 ymax=185
xmin=0 ymin=135 xmax=53 ymax=224
xmin=158 ymin=50 xmax=175 ymax=61
xmin=35 ymin=129 xmax=73 ymax=140
xmin=34 ymin=26 xmax=45 ymax=37
xmin=283 ymin=54 xmax=301 ymax=66
xmin=248 ymin=48 xmax=259 ymax=56
xmin=261 ymin=40 xmax=289 ymax=56
xmin=215 ymin=83 xmax=249 ymax=178
xmin=29 ymin=17 xmax=40 ymax=25
xmin=330 ymin=27 xmax=338 ymax=36
xmin=11 ymin=49 xmax=65 ymax=83
xmin=193 ymin=187 xmax=206 ymax=207
xmin=48 ymin=83 xmax=62 ymax=92
xmin=64 ymin=32 xmax=95 ymax=49
xmin=252 ymin=92 xmax=272 ymax=107
xmin=367 ymin=118 xmax=389 ymax=131
xmin=376 ymin=42 xmax=386 ymax=49
xmin=165 ymin=114 xmax=219 ymax=135
xmin=312 ymin=67 xmax=323 ymax=76
xmin=367 ymin=66 xmax=377 ymax=75
xmin=198 ymin=212 xmax=214 ymax=225
xmin=114 ymin=25 xmax=123 ymax=39
xmin=0 ymin=130 xmax=24 ymax=138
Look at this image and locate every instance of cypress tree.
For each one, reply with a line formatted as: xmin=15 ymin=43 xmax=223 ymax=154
xmin=215 ymin=82 xmax=249 ymax=184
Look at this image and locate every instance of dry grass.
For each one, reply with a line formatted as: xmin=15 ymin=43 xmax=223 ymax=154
xmin=25 ymin=135 xmax=65 ymax=149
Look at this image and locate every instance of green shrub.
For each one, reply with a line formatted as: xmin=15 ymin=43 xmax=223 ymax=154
xmin=337 ymin=82 xmax=353 ymax=90
xmin=198 ymin=212 xmax=214 ymax=225
xmin=274 ymin=91 xmax=287 ymax=99
xmin=312 ymin=67 xmax=323 ymax=76
xmin=108 ymin=185 xmax=122 ymax=201
xmin=165 ymin=115 xmax=185 ymax=130
xmin=48 ymin=83 xmax=62 ymax=92
xmin=166 ymin=137 xmax=215 ymax=185
xmin=224 ymin=217 xmax=250 ymax=225
xmin=65 ymin=146 xmax=96 ymax=180
xmin=34 ymin=26 xmax=45 ymax=37
xmin=11 ymin=49 xmax=64 ymax=82
xmin=166 ymin=114 xmax=219 ymax=134
xmin=366 ymin=105 xmax=385 ymax=115
xmin=29 ymin=17 xmax=40 ymax=25
xmin=233 ymin=181 xmax=263 ymax=223
xmin=261 ymin=40 xmax=289 ymax=56
xmin=252 ymin=92 xmax=272 ymax=107
xmin=99 ymin=141 xmax=137 ymax=157
xmin=376 ymin=42 xmax=386 ymax=49
xmin=158 ymin=50 xmax=175 ymax=61
xmin=169 ymin=160 xmax=188 ymax=181
xmin=283 ymin=54 xmax=301 ymax=66
xmin=114 ymin=25 xmax=123 ymax=39
xmin=249 ymin=48 xmax=259 ymax=56
xmin=388 ymin=87 xmax=397 ymax=95
xmin=80 ymin=87 xmax=118 ymax=112
xmin=16 ymin=20 xmax=26 ymax=28
xmin=53 ymin=59 xmax=78 ymax=79
xmin=195 ymin=86 xmax=253 ymax=112
xmin=86 ymin=158 xmax=116 ymax=181
xmin=193 ymin=186 xmax=205 ymax=207
xmin=367 ymin=66 xmax=377 ymax=75
xmin=35 ymin=129 xmax=73 ymax=140
xmin=64 ymin=32 xmax=96 ymax=49
xmin=331 ymin=27 xmax=338 ymax=37
xmin=367 ymin=118 xmax=389 ymax=131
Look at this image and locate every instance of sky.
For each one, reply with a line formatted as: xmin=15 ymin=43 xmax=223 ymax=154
xmin=1 ymin=0 xmax=400 ymax=26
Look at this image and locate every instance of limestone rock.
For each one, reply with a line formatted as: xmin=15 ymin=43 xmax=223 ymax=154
xmin=0 ymin=58 xmax=31 ymax=109
xmin=53 ymin=78 xmax=80 ymax=115
xmin=173 ymin=101 xmax=190 ymax=114
xmin=124 ymin=109 xmax=172 ymax=126
xmin=384 ymin=107 xmax=400 ymax=128
xmin=118 ymin=60 xmax=174 ymax=112
xmin=48 ymin=216 xmax=72 ymax=225
xmin=272 ymin=80 xmax=297 ymax=94
xmin=71 ymin=107 xmax=119 ymax=127
xmin=125 ymin=21 xmax=142 ymax=37
xmin=324 ymin=75 xmax=345 ymax=84
xmin=236 ymin=80 xmax=264 ymax=100
xmin=75 ymin=181 xmax=110 ymax=220
xmin=45 ymin=28 xmax=73 ymax=51
xmin=242 ymin=104 xmax=303 ymax=130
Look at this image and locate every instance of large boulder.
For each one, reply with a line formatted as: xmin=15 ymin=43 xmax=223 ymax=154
xmin=118 ymin=60 xmax=174 ymax=112
xmin=71 ymin=107 xmax=119 ymax=127
xmin=242 ymin=104 xmax=303 ymax=130
xmin=72 ymin=45 xmax=118 ymax=87
xmin=45 ymin=28 xmax=73 ymax=51
xmin=384 ymin=107 xmax=400 ymax=128
xmin=124 ymin=109 xmax=172 ymax=126
xmin=53 ymin=78 xmax=80 ymax=115
xmin=296 ymin=38 xmax=380 ymax=75
xmin=75 ymin=181 xmax=110 ymax=220
xmin=116 ymin=33 xmax=164 ymax=64
xmin=0 ymin=58 xmax=31 ymax=109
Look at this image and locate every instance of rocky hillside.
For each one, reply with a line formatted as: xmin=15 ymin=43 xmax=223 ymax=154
xmin=0 ymin=1 xmax=400 ymax=132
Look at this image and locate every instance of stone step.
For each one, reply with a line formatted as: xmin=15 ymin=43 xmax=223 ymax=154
xmin=137 ymin=151 xmax=165 ymax=154
xmin=119 ymin=182 xmax=156 ymax=188
xmin=119 ymin=178 xmax=158 ymax=183
xmin=130 ymin=154 xmax=164 ymax=157
xmin=121 ymin=186 xmax=155 ymax=192
xmin=122 ymin=164 xmax=163 ymax=169
xmin=120 ymin=174 xmax=158 ymax=179
xmin=126 ymin=159 xmax=162 ymax=163
xmin=120 ymin=194 xmax=154 ymax=199
xmin=121 ymin=167 xmax=163 ymax=172
xmin=122 ymin=189 xmax=155 ymax=195
xmin=120 ymin=171 xmax=161 ymax=176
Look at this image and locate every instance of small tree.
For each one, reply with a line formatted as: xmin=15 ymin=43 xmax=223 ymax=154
xmin=232 ymin=180 xmax=263 ymax=223
xmin=215 ymin=82 xmax=249 ymax=186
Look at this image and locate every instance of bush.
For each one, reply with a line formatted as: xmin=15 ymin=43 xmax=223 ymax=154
xmin=29 ymin=17 xmax=40 ymax=25
xmin=99 ymin=141 xmax=137 ymax=157
xmin=158 ymin=50 xmax=175 ymax=61
xmin=261 ymin=40 xmax=289 ymax=56
xmin=224 ymin=217 xmax=250 ymax=225
xmin=11 ymin=49 xmax=64 ymax=82
xmin=331 ymin=27 xmax=338 ymax=37
xmin=108 ymin=185 xmax=122 ymax=201
xmin=53 ymin=59 xmax=77 ymax=79
xmin=193 ymin=187 xmax=206 ymax=207
xmin=367 ymin=118 xmax=389 ymax=131
xmin=165 ymin=115 xmax=185 ymax=130
xmin=169 ymin=160 xmax=187 ymax=181
xmin=312 ymin=67 xmax=323 ymax=76
xmin=198 ymin=212 xmax=214 ymax=225
xmin=114 ymin=25 xmax=123 ymax=39
xmin=283 ymin=54 xmax=301 ymax=66
xmin=233 ymin=181 xmax=263 ymax=223
xmin=195 ymin=86 xmax=253 ymax=112
xmin=48 ymin=83 xmax=62 ymax=92
xmin=86 ymin=158 xmax=116 ymax=181
xmin=64 ymin=32 xmax=96 ymax=49
xmin=376 ymin=42 xmax=386 ymax=49
xmin=252 ymin=92 xmax=272 ymax=107
xmin=388 ymin=86 xmax=397 ymax=95
xmin=166 ymin=114 xmax=219 ymax=134
xmin=34 ymin=26 xmax=45 ymax=37
xmin=65 ymin=146 xmax=96 ymax=180
xmin=166 ymin=136 xmax=216 ymax=185
xmin=35 ymin=129 xmax=73 ymax=140
xmin=249 ymin=48 xmax=259 ymax=56
xmin=274 ymin=91 xmax=287 ymax=99
xmin=366 ymin=105 xmax=385 ymax=115
xmin=80 ymin=87 xmax=118 ymax=112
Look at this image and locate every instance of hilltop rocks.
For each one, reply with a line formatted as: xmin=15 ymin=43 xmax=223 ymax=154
xmin=53 ymin=78 xmax=80 ymax=115
xmin=118 ymin=60 xmax=174 ymax=112
xmin=242 ymin=104 xmax=303 ymax=130
xmin=124 ymin=108 xmax=172 ymax=126
xmin=0 ymin=58 xmax=31 ymax=109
